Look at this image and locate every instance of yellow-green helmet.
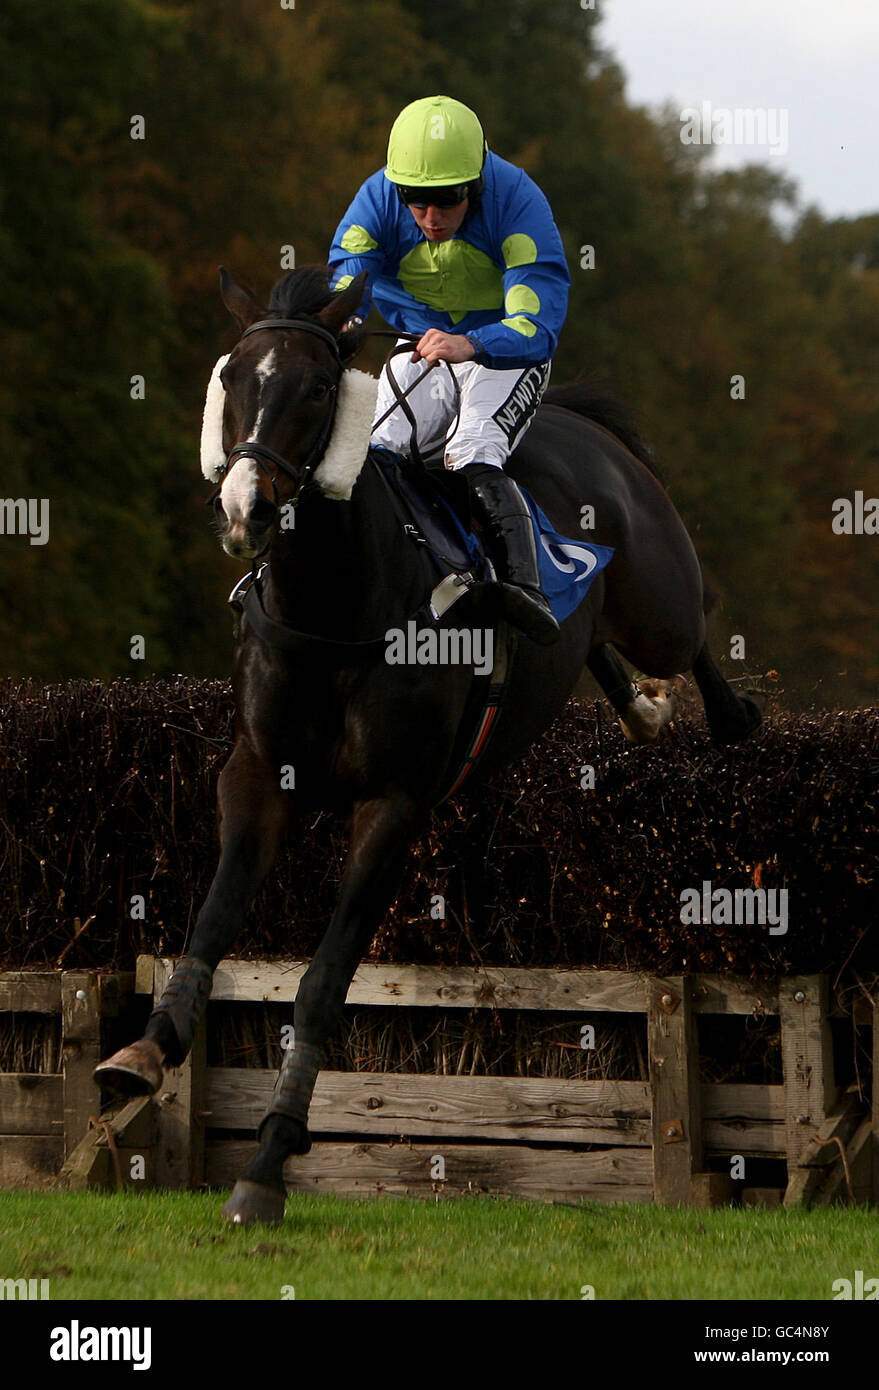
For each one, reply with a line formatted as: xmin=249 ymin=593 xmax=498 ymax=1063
xmin=385 ymin=95 xmax=486 ymax=187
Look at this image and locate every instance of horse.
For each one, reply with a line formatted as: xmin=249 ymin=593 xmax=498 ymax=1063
xmin=94 ymin=264 xmax=762 ymax=1224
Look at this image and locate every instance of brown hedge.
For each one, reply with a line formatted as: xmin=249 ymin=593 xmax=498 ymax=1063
xmin=0 ymin=679 xmax=876 ymax=990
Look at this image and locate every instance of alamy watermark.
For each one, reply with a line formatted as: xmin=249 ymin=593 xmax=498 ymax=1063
xmin=832 ymin=491 xmax=878 ymax=534
xmin=680 ymin=879 xmax=788 ymax=935
xmin=50 ymin=1321 xmax=151 ymax=1370
xmin=0 ymin=498 xmax=50 ymax=545
xmin=680 ymin=101 xmax=789 ymax=157
xmin=832 ymin=1269 xmax=879 ymax=1299
xmin=1 ymin=1276 xmax=50 ymax=1299
xmin=385 ymin=621 xmax=493 ymax=676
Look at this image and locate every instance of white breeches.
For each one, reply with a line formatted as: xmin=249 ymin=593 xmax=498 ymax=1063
xmin=371 ymin=343 xmax=551 ymax=469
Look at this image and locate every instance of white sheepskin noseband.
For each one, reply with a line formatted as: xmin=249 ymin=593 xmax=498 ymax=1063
xmin=200 ymin=354 xmax=230 ymax=482
xmin=199 ymin=354 xmax=379 ymax=501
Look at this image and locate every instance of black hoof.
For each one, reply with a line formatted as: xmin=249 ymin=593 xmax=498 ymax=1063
xmin=709 ymin=693 xmax=765 ymax=746
xmin=221 ymin=1179 xmax=286 ymax=1226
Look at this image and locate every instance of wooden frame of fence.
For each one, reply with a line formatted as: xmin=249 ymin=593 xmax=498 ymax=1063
xmin=130 ymin=958 xmax=877 ymax=1206
xmin=2 ymin=959 xmax=875 ymax=1206
xmin=0 ymin=970 xmax=133 ymax=1188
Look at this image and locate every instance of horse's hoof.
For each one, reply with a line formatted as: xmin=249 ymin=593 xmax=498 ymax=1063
xmin=620 ymin=677 xmax=681 ymax=744
xmin=710 ymin=691 xmax=766 ymax=745
xmin=221 ymin=1179 xmax=286 ymax=1226
xmin=93 ymin=1039 xmax=164 ymax=1097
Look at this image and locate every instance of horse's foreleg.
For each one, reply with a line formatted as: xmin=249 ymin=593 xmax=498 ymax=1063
xmin=222 ymin=793 xmax=423 ymax=1225
xmin=93 ymin=739 xmax=289 ymax=1095
xmin=587 ymin=643 xmax=681 ymax=744
xmin=692 ymin=645 xmax=764 ymax=745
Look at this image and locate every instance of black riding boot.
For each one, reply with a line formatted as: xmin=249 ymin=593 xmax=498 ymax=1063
xmin=463 ymin=462 xmax=560 ymax=645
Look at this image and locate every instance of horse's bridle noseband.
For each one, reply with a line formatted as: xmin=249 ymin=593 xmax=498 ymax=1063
xmin=209 ymin=317 xmax=345 ymax=509
xmin=208 ymin=316 xmax=451 ymax=513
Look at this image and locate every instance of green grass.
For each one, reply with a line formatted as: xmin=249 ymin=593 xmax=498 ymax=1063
xmin=1 ymin=1191 xmax=877 ymax=1300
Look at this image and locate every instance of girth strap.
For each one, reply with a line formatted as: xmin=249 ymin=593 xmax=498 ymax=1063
xmin=438 ymin=620 xmax=517 ymax=802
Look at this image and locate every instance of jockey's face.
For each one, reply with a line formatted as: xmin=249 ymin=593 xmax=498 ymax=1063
xmin=407 ymin=198 xmax=469 ymax=242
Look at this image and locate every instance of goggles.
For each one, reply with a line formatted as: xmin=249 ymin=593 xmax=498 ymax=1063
xmin=396 ymin=182 xmax=471 ymax=209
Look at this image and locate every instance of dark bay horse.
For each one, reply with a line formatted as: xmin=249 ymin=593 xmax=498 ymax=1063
xmin=95 ymin=265 xmax=761 ymax=1224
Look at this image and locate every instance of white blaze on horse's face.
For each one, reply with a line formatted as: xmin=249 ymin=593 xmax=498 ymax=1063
xmin=220 ymin=457 xmax=265 ymax=556
xmin=252 ymin=348 xmax=277 ymax=437
xmin=219 ymin=347 xmax=279 ymax=558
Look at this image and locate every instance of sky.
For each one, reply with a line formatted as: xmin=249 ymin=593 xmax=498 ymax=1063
xmin=596 ymin=0 xmax=879 ymax=220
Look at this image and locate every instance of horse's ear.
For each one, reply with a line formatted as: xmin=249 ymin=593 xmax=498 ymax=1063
xmin=317 ymin=273 xmax=369 ymax=336
xmin=218 ymin=266 xmax=267 ymax=331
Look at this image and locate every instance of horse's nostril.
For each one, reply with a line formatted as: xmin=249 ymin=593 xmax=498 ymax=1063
xmin=249 ymin=497 xmax=277 ymax=531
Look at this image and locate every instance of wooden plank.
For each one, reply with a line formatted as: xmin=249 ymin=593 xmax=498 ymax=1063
xmin=0 ymin=1134 xmax=64 ymax=1188
xmin=56 ymin=1095 xmax=156 ymax=1192
xmin=783 ymin=1089 xmax=861 ymax=1208
xmin=152 ymin=959 xmax=206 ymax=1190
xmin=648 ymin=976 xmax=702 ymax=1204
xmin=702 ymin=1083 xmax=786 ymax=1156
xmin=2 ymin=961 xmax=781 ymax=1018
xmin=176 ymin=959 xmax=779 ymax=1015
xmin=691 ymin=1172 xmax=734 ymax=1207
xmin=850 ymin=1117 xmax=875 ymax=1206
xmin=204 ymin=959 xmax=649 ymax=1012
xmin=742 ymin=1187 xmax=784 ymax=1207
xmin=206 ymin=1070 xmax=784 ymax=1153
xmin=692 ymin=977 xmax=779 ymax=1016
xmin=779 ymin=975 xmax=837 ymax=1183
xmin=135 ymin=955 xmax=155 ymax=996
xmin=0 ymin=973 xmax=62 ymax=1014
xmin=0 ymin=1074 xmax=63 ymax=1135
xmin=61 ymin=972 xmax=102 ymax=1160
xmin=815 ymin=1119 xmax=874 ymax=1207
xmin=206 ymin=1139 xmax=654 ymax=1202
xmin=206 ymin=1069 xmax=652 ymax=1145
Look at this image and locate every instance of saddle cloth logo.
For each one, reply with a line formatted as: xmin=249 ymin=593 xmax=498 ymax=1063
xmin=519 ymin=485 xmax=614 ymax=623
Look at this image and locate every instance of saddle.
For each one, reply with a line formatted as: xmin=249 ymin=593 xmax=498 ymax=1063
xmin=369 ymin=446 xmax=493 ymax=608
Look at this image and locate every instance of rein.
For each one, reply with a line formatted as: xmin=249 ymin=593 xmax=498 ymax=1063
xmin=211 ymin=311 xmax=509 ymax=799
xmin=213 ymin=317 xmax=468 ymax=655
xmin=208 ymin=319 xmax=462 ymax=506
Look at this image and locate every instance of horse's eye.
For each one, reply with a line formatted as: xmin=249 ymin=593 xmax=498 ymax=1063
xmin=311 ymin=381 xmax=331 ymax=402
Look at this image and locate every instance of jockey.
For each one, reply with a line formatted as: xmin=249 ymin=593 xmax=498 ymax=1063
xmin=328 ymin=94 xmax=570 ymax=645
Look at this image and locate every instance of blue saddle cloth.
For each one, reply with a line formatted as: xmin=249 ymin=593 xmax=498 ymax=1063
xmin=370 ymin=449 xmax=614 ymax=624
xmin=520 ymin=485 xmax=615 ymax=623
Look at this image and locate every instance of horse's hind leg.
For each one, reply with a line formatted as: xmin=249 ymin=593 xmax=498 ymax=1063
xmin=222 ymin=793 xmax=424 ymax=1226
xmin=692 ymin=644 xmax=763 ymax=745
xmin=93 ymin=739 xmax=289 ymax=1095
xmin=587 ymin=643 xmax=681 ymax=744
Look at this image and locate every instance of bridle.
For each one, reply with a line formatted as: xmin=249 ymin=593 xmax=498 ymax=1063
xmin=209 ymin=313 xmax=477 ymax=663
xmin=206 ymin=316 xmax=345 ymax=510
xmin=207 ymin=317 xmax=461 ymax=511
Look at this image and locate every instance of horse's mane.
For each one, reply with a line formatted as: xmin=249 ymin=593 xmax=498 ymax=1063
xmin=267 ymin=265 xmax=336 ymax=319
xmin=543 ymin=379 xmax=664 ymax=484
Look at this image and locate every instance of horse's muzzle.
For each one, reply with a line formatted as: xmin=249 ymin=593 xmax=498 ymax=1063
xmin=217 ymin=496 xmax=276 ymax=559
